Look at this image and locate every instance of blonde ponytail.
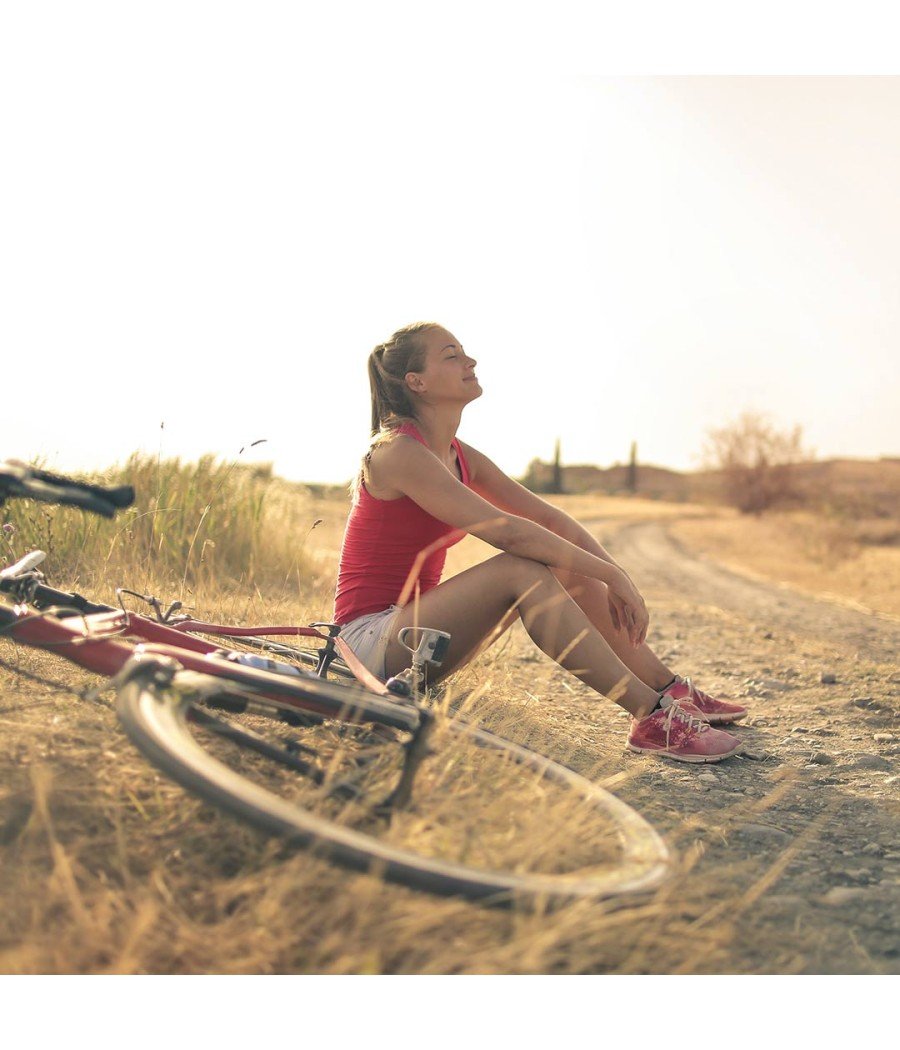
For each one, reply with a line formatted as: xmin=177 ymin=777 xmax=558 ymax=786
xmin=353 ymin=321 xmax=439 ymax=496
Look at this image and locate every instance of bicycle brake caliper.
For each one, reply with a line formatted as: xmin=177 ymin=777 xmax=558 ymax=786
xmin=309 ymin=621 xmax=341 ymax=678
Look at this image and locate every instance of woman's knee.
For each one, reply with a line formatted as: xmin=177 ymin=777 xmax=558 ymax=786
xmin=493 ymin=552 xmax=555 ymax=596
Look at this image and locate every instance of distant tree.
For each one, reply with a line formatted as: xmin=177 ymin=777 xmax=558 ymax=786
xmin=703 ymin=412 xmax=811 ymax=514
xmin=520 ymin=458 xmax=541 ymax=491
xmin=520 ymin=441 xmax=565 ymax=494
xmin=627 ymin=441 xmax=638 ymax=494
xmin=550 ymin=438 xmax=564 ymax=495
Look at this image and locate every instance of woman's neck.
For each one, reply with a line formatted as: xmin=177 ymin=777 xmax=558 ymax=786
xmin=409 ymin=405 xmax=462 ymax=459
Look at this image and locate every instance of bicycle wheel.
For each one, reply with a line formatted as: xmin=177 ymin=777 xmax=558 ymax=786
xmin=116 ymin=654 xmax=670 ymax=906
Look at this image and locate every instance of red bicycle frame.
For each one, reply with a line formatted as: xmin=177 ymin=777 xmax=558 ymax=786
xmin=3 ymin=603 xmax=395 ymax=721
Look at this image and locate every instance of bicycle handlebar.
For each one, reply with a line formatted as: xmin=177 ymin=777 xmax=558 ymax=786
xmin=0 ymin=460 xmax=135 ymax=519
xmin=0 ymin=549 xmax=47 ymax=582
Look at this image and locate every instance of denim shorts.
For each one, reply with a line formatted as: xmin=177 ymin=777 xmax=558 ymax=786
xmin=338 ymin=604 xmax=404 ymax=680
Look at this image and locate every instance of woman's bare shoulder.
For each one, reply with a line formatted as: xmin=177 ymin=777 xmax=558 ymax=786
xmin=364 ymin=431 xmax=427 ymax=499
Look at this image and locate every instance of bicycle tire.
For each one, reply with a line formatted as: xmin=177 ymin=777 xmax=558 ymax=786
xmin=116 ymin=656 xmax=670 ymax=906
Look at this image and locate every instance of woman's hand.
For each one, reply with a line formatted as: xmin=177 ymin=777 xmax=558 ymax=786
xmin=606 ymin=569 xmax=650 ymax=647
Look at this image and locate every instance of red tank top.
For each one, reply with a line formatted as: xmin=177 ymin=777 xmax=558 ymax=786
xmin=333 ymin=423 xmax=471 ymax=624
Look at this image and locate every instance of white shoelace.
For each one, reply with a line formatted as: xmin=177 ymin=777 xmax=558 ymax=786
xmin=662 ymin=697 xmax=709 ymax=747
xmin=676 ymin=674 xmax=704 ymax=701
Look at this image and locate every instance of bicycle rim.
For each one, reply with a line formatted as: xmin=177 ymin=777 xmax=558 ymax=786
xmin=116 ymin=667 xmax=670 ymax=906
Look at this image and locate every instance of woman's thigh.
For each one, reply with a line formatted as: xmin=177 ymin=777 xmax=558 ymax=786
xmin=383 ymin=553 xmax=549 ymax=680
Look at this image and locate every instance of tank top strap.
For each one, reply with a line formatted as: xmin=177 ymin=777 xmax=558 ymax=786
xmin=395 ymin=421 xmax=428 ymax=446
xmin=451 ymin=437 xmax=471 ymax=485
xmin=396 ymin=422 xmax=470 ymax=485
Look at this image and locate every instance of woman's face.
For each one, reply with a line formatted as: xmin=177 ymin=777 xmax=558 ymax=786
xmin=406 ymin=327 xmax=482 ymax=406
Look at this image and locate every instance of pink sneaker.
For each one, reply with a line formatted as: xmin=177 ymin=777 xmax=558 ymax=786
xmin=627 ymin=693 xmax=742 ymax=763
xmin=669 ymin=675 xmax=748 ymax=725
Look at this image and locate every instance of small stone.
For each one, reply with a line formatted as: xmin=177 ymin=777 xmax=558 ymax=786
xmin=851 ymin=697 xmax=874 ymax=708
xmin=850 ymin=754 xmax=892 ymax=771
xmin=822 ymin=887 xmax=868 ymax=906
xmin=736 ymin=823 xmax=793 ymax=846
xmin=861 ymin=843 xmax=884 ymax=856
xmin=791 ymin=725 xmax=811 ymax=734
xmin=820 ymin=672 xmax=837 ymax=685
xmin=697 ymin=773 xmax=718 ymax=784
xmin=745 ymin=683 xmax=772 ymax=698
xmin=809 ymin=752 xmax=835 ymax=765
xmin=762 ymin=678 xmax=791 ymax=691
xmin=874 ymin=734 xmax=895 ymax=743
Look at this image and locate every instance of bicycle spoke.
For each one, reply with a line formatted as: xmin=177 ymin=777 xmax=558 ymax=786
xmin=189 ymin=705 xmax=328 ymax=780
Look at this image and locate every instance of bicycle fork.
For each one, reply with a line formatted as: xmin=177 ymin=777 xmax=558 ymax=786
xmin=378 ymin=707 xmax=438 ymax=814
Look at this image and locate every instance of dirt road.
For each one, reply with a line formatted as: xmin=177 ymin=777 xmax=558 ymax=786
xmin=609 ymin=520 xmax=900 ymax=662
xmin=551 ymin=516 xmax=899 ymax=972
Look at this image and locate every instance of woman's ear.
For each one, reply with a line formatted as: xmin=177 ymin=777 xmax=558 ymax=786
xmin=405 ymin=371 xmax=425 ymax=394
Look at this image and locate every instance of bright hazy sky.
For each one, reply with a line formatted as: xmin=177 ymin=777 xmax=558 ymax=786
xmin=3 ymin=15 xmax=899 ymax=483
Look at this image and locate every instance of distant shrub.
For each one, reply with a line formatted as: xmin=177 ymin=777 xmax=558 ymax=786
xmin=703 ymin=412 xmax=812 ymax=514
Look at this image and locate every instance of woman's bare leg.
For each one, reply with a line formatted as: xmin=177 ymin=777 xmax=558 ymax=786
xmin=553 ymin=569 xmax=675 ymax=691
xmin=384 ymin=553 xmax=661 ymax=718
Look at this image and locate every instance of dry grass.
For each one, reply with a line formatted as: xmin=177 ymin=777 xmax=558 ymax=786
xmin=2 ymin=466 xmax=896 ymax=974
xmin=670 ymin=508 xmax=900 ymax=619
xmin=0 ymin=646 xmax=807 ymax=976
xmin=1 ymin=453 xmax=334 ymax=600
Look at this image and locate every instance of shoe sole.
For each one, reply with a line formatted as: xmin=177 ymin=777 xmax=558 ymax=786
xmin=702 ymin=710 xmax=748 ymax=725
xmin=627 ymin=741 xmax=743 ymax=763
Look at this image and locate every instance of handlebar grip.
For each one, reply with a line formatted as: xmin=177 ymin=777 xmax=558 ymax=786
xmin=26 ymin=465 xmax=135 ymax=508
xmin=94 ymin=484 xmax=135 ymax=509
xmin=0 ymin=461 xmax=135 ymax=518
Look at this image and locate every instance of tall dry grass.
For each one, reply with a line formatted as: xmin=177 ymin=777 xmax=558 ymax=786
xmin=1 ymin=462 xmax=674 ymax=968
xmin=2 ymin=460 xmax=896 ymax=974
xmin=1 ymin=454 xmax=328 ymax=605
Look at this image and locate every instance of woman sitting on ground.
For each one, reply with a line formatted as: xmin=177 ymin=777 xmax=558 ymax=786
xmin=333 ymin=321 xmax=747 ymax=763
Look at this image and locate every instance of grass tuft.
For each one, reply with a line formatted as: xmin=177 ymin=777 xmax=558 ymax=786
xmin=1 ymin=454 xmax=321 ymax=599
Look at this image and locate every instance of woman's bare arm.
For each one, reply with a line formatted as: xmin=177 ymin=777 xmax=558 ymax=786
xmin=460 ymin=441 xmax=631 ymax=575
xmin=371 ymin=436 xmax=649 ymax=643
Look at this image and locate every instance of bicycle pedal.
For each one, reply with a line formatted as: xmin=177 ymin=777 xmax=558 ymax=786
xmin=385 ymin=676 xmax=412 ymax=698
